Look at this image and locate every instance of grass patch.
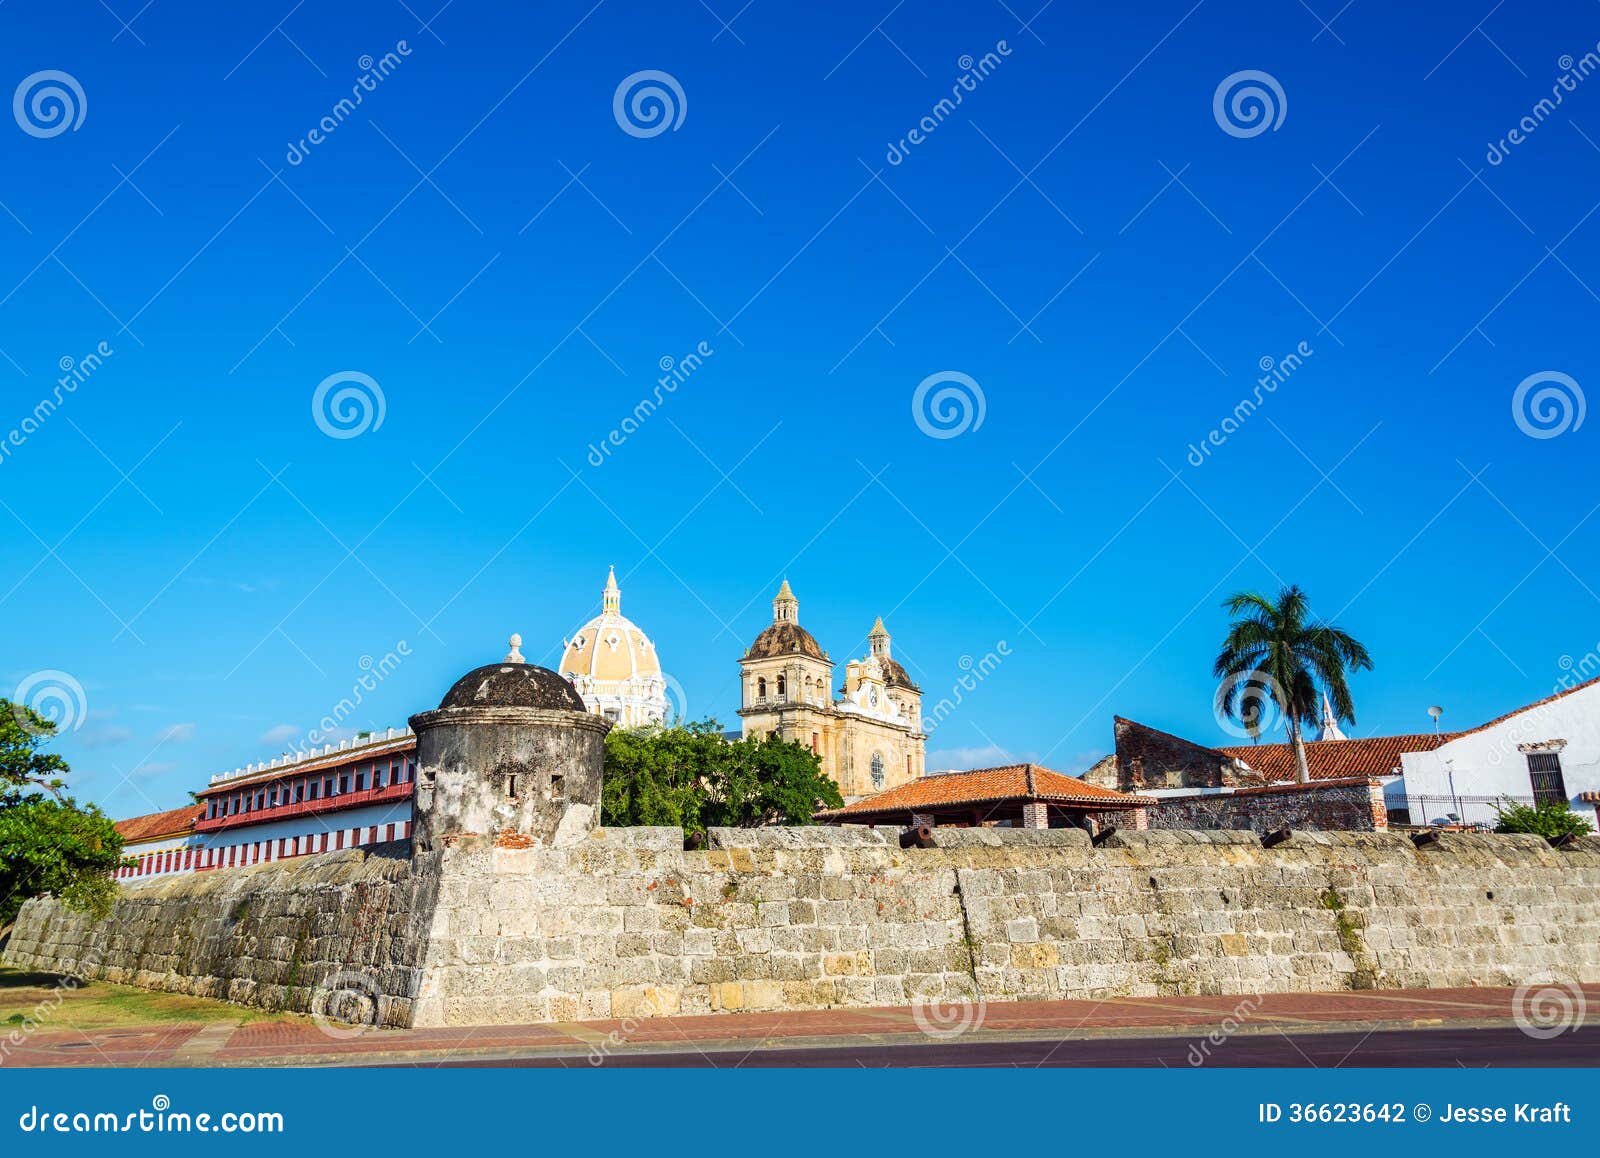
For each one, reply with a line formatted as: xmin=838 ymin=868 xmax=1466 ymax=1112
xmin=0 ymin=965 xmax=297 ymax=1031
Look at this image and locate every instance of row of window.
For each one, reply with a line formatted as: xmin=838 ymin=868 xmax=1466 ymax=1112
xmin=115 ymin=822 xmax=414 ymax=878
xmin=205 ymin=757 xmax=417 ymax=820
xmin=199 ymin=823 xmax=411 ymax=868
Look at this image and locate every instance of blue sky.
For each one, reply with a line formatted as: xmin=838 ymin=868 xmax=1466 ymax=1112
xmin=4 ymin=0 xmax=1600 ymax=818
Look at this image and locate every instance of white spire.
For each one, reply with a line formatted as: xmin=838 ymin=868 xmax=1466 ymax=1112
xmin=1317 ymin=691 xmax=1346 ymax=741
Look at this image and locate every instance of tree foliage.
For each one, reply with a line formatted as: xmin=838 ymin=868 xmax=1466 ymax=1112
xmin=1213 ymin=585 xmax=1373 ymax=783
xmin=601 ymin=719 xmax=843 ymax=840
xmin=1492 ymin=798 xmax=1595 ymax=839
xmin=0 ymin=701 xmax=125 ymax=926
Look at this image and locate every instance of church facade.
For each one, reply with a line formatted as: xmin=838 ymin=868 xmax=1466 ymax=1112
xmin=737 ymin=581 xmax=925 ymax=799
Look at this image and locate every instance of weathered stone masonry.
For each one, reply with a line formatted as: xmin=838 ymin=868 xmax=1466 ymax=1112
xmin=8 ymin=827 xmax=1600 ymax=1027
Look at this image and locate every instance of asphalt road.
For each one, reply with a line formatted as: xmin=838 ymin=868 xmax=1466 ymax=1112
xmin=424 ymin=1025 xmax=1600 ymax=1068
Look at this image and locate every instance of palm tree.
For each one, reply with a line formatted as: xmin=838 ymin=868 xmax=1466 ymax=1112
xmin=1213 ymin=585 xmax=1373 ymax=784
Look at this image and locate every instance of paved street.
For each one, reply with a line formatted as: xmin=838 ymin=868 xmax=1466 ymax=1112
xmin=8 ymin=985 xmax=1597 ymax=1068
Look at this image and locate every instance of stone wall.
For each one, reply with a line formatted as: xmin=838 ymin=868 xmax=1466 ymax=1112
xmin=8 ymin=828 xmax=1600 ymax=1028
xmin=3 ymin=844 xmax=432 ymax=1026
xmin=407 ymin=826 xmax=1600 ymax=1025
xmin=1145 ymin=778 xmax=1387 ymax=832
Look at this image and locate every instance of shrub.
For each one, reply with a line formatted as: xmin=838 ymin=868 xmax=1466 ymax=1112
xmin=1492 ymin=798 xmax=1594 ymax=839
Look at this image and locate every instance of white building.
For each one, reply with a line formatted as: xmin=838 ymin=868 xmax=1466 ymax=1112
xmin=1392 ymin=677 xmax=1600 ymax=828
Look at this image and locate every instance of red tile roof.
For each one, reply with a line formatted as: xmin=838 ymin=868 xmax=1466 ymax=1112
xmin=114 ymin=803 xmax=204 ymax=844
xmin=817 ymin=763 xmax=1152 ymax=820
xmin=1211 ymin=674 xmax=1600 ymax=784
xmin=1215 ymin=732 xmax=1457 ymax=782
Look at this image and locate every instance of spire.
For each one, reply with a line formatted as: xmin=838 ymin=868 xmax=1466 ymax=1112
xmin=505 ymin=633 xmax=525 ymax=663
xmin=602 ymin=565 xmax=621 ymax=614
xmin=1317 ymin=691 xmax=1346 ymax=741
xmin=868 ymin=615 xmax=890 ymax=658
xmin=773 ymin=579 xmax=798 ymax=624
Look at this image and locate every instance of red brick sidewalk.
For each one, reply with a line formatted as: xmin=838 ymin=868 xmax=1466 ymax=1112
xmin=7 ymin=986 xmax=1593 ymax=1068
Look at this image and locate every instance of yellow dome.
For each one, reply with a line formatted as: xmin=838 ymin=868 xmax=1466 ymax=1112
xmin=557 ymin=568 xmax=668 ymax=728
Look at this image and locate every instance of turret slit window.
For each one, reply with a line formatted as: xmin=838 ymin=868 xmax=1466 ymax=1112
xmin=1527 ymin=752 xmax=1568 ymax=807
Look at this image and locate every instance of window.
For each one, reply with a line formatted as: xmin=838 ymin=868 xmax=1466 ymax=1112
xmin=757 ymin=677 xmax=767 ymax=699
xmin=339 ymin=774 xmax=349 ymax=794
xmin=776 ymin=675 xmax=786 ymax=698
xmin=374 ymin=765 xmax=385 ymax=790
xmin=870 ymin=751 xmax=885 ymax=789
xmin=355 ymin=771 xmax=366 ymax=791
xmin=391 ymin=759 xmax=401 ymax=783
xmin=551 ymin=773 xmax=564 ymax=801
xmin=406 ymin=759 xmax=416 ymax=783
xmin=324 ymin=777 xmax=333 ymax=796
xmin=309 ymin=781 xmax=319 ymax=800
xmin=1528 ymin=752 xmax=1568 ymax=807
xmin=294 ymin=782 xmax=304 ymax=803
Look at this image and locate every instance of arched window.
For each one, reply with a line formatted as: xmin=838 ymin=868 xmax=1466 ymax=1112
xmin=776 ymin=675 xmax=786 ymax=698
xmin=757 ymin=677 xmax=767 ymax=699
xmin=870 ymin=751 xmax=885 ymax=789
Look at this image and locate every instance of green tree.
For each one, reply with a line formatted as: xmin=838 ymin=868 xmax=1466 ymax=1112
xmin=1492 ymin=798 xmax=1594 ymax=839
xmin=600 ymin=719 xmax=843 ymax=840
xmin=703 ymin=733 xmax=843 ymax=830
xmin=0 ymin=701 xmax=124 ymax=925
xmin=1214 ymin=585 xmax=1373 ymax=784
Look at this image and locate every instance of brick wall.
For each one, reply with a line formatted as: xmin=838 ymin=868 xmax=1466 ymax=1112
xmin=1144 ymin=778 xmax=1388 ymax=832
xmin=1111 ymin=717 xmax=1233 ymax=790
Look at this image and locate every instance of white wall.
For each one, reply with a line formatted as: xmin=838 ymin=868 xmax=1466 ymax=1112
xmin=1398 ymin=680 xmax=1600 ymax=827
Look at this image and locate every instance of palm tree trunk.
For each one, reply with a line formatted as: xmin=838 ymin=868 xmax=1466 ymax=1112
xmin=1291 ymin=721 xmax=1310 ymax=784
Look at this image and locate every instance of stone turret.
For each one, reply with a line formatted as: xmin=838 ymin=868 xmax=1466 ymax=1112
xmin=408 ymin=635 xmax=611 ymax=851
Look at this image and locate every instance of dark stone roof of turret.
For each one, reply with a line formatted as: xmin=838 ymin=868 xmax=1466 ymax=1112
xmin=744 ymin=621 xmax=827 ymax=662
xmin=879 ymin=656 xmax=920 ymax=693
xmin=438 ymin=663 xmax=586 ymax=712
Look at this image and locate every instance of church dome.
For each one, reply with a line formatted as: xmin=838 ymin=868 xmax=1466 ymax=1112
xmin=559 ymin=567 xmax=663 ymax=684
xmin=439 ymin=661 xmax=586 ymax=712
xmin=744 ymin=621 xmax=827 ymax=661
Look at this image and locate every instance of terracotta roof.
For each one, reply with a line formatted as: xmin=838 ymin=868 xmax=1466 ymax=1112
xmin=1215 ymin=732 xmax=1458 ymax=782
xmin=744 ymin=621 xmax=827 ymax=662
xmin=114 ymin=803 xmax=204 ymax=844
xmin=817 ymin=764 xmax=1152 ymax=819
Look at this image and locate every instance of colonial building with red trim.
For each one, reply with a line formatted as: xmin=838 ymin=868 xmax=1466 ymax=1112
xmin=191 ymin=727 xmax=418 ymax=870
